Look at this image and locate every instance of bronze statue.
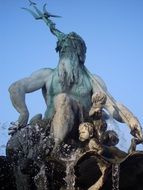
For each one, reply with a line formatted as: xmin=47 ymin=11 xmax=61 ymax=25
xmin=8 ymin=3 xmax=143 ymax=149
xmin=5 ymin=2 xmax=143 ymax=190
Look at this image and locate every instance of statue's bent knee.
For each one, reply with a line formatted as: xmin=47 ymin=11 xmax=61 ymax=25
xmin=52 ymin=93 xmax=79 ymax=144
xmin=54 ymin=93 xmax=72 ymax=107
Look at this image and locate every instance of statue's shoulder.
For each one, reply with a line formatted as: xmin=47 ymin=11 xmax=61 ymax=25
xmin=32 ymin=68 xmax=54 ymax=74
xmin=30 ymin=68 xmax=54 ymax=79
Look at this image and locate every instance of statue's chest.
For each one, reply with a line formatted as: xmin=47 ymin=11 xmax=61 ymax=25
xmin=70 ymin=80 xmax=92 ymax=97
xmin=46 ymin=74 xmax=92 ymax=98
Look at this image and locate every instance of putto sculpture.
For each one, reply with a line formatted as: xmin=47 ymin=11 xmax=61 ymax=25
xmin=5 ymin=1 xmax=143 ymax=190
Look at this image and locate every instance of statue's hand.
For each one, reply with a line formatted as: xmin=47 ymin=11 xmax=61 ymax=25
xmin=8 ymin=121 xmax=21 ymax=135
xmin=129 ymin=117 xmax=143 ymax=140
xmin=89 ymin=106 xmax=102 ymax=118
xmin=8 ymin=111 xmax=29 ymax=136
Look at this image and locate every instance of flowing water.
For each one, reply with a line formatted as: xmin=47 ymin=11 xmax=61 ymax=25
xmin=60 ymin=149 xmax=81 ymax=190
xmin=112 ymin=163 xmax=120 ymax=190
xmin=34 ymin=164 xmax=48 ymax=190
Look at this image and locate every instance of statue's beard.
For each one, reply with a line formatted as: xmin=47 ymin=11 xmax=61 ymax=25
xmin=58 ymin=57 xmax=80 ymax=91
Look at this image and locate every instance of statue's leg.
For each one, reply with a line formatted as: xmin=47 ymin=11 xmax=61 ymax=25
xmin=51 ymin=93 xmax=81 ymax=146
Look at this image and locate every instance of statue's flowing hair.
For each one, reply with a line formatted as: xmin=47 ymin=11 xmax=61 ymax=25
xmin=58 ymin=55 xmax=80 ymax=90
xmin=57 ymin=32 xmax=87 ymax=90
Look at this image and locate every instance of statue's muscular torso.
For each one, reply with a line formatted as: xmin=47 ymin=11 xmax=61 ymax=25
xmin=42 ymin=68 xmax=93 ymax=120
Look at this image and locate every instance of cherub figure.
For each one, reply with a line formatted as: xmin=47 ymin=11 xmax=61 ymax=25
xmin=78 ymin=122 xmax=127 ymax=190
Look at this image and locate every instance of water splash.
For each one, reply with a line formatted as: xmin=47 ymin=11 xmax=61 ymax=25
xmin=112 ymin=163 xmax=120 ymax=190
xmin=34 ymin=164 xmax=48 ymax=190
xmin=61 ymin=149 xmax=81 ymax=190
xmin=0 ymin=122 xmax=9 ymax=155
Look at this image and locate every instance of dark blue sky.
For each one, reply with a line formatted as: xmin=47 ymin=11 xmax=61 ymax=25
xmin=0 ymin=0 xmax=143 ymax=154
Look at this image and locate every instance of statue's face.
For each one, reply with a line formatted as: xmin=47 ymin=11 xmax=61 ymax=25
xmin=79 ymin=126 xmax=90 ymax=141
xmin=79 ymin=123 xmax=93 ymax=141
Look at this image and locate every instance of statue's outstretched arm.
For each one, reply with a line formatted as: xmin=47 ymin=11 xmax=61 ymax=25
xmin=86 ymin=68 xmax=143 ymax=140
xmin=105 ymin=97 xmax=143 ymax=141
xmin=9 ymin=68 xmax=52 ymax=128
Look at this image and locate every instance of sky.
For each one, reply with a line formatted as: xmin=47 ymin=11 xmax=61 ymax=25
xmin=0 ymin=0 xmax=143 ymax=155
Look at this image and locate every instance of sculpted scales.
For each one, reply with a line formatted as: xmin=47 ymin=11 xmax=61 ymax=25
xmin=9 ymin=4 xmax=143 ymax=147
